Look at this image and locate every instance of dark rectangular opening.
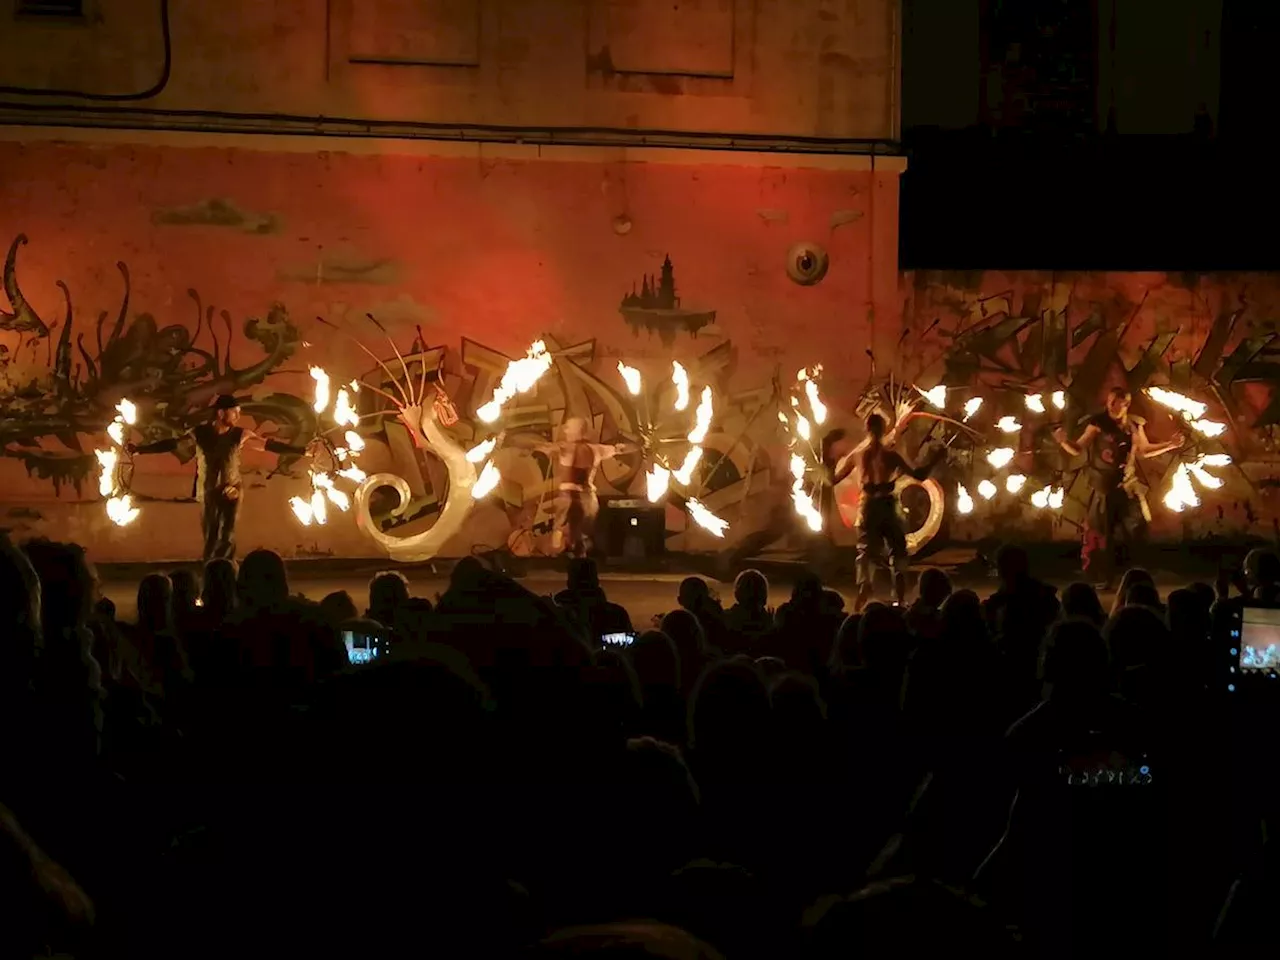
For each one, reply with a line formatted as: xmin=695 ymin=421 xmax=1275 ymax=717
xmin=15 ymin=0 xmax=85 ymax=18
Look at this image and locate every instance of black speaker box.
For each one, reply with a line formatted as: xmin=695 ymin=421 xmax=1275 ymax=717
xmin=597 ymin=497 xmax=666 ymax=559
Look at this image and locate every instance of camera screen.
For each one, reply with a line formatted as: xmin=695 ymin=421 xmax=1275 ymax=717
xmin=1240 ymin=606 xmax=1280 ymax=675
xmin=343 ymin=630 xmax=379 ymax=665
xmin=601 ymin=632 xmax=636 ymax=647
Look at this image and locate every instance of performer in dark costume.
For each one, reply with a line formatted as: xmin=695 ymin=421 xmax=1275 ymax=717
xmin=1053 ymin=387 xmax=1183 ymax=586
xmin=833 ymin=412 xmax=945 ymax=610
xmin=537 ymin=417 xmax=636 ymax=558
xmin=127 ymin=395 xmax=317 ymax=561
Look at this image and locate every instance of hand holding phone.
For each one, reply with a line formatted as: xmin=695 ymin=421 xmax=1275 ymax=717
xmin=601 ymin=632 xmax=637 ymax=648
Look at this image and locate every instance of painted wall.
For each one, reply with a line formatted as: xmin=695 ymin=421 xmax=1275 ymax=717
xmin=901 ymin=269 xmax=1280 ymax=545
xmin=0 ymin=137 xmax=899 ymax=561
xmin=0 ymin=0 xmax=900 ymax=141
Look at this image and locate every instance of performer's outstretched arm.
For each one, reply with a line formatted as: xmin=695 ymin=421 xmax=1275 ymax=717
xmin=1053 ymin=423 xmax=1100 ymax=458
xmin=1133 ymin=422 xmax=1185 ymax=459
xmin=240 ymin=428 xmax=313 ymax=457
xmin=128 ymin=434 xmax=187 ymax=455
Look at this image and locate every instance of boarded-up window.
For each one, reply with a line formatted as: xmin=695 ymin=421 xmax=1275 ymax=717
xmin=595 ymin=0 xmax=734 ymax=77
xmin=349 ymin=0 xmax=480 ymax=67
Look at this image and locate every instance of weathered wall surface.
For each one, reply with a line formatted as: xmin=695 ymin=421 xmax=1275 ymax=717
xmin=0 ymin=138 xmax=897 ymax=561
xmin=901 ymin=269 xmax=1280 ymax=546
xmin=0 ymin=0 xmax=900 ymax=140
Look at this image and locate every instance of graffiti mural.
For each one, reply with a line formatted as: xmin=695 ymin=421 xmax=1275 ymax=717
xmin=619 ymin=256 xmax=717 ymax=345
xmin=0 ymin=234 xmax=307 ymax=499
xmin=901 ymin=271 xmax=1280 ymax=541
xmin=341 ymin=331 xmax=792 ymax=558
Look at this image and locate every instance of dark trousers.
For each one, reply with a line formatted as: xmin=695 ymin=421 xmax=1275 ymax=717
xmin=201 ymin=493 xmax=239 ymax=561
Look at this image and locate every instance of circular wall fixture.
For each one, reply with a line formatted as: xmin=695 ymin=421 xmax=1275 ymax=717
xmin=612 ymin=214 xmax=633 ymax=235
xmin=785 ymin=242 xmax=829 ymax=286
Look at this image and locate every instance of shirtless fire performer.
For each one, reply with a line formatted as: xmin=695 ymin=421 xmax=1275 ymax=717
xmin=537 ymin=418 xmax=637 ymax=558
xmin=832 ymin=412 xmax=945 ymax=610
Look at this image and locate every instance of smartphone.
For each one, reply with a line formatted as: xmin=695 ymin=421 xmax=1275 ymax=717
xmin=601 ymin=632 xmax=637 ymax=648
xmin=343 ymin=630 xmax=379 ymax=665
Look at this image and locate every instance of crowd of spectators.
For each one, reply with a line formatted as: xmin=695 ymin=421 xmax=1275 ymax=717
xmin=2 ymin=534 xmax=1277 ymax=957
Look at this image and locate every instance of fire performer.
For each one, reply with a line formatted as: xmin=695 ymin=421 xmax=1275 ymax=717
xmin=127 ymin=395 xmax=319 ymax=561
xmin=832 ymin=412 xmax=945 ymax=610
xmin=537 ymin=417 xmax=637 ymax=558
xmin=1053 ymin=387 xmax=1184 ymax=586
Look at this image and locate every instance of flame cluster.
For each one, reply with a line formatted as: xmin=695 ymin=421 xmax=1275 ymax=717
xmin=616 ymin=360 xmax=730 ymax=538
xmin=477 ymin=341 xmax=552 ymax=423
xmin=96 ymin=399 xmax=140 ymax=526
xmin=291 ymin=369 xmax=365 ymax=526
xmin=1146 ymin=387 xmax=1228 ymax=438
xmin=785 ymin=367 xmax=830 ymax=532
xmin=465 ymin=340 xmax=557 ymax=500
xmin=1164 ymin=453 xmax=1232 ymax=513
xmin=918 ymin=384 xmax=1068 ymax=517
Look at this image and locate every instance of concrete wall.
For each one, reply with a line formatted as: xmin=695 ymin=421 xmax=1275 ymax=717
xmin=0 ymin=0 xmax=901 ymax=140
xmin=0 ymin=135 xmax=901 ymax=561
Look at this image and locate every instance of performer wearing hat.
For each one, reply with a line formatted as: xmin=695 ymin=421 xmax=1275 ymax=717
xmin=128 ymin=395 xmax=318 ymax=561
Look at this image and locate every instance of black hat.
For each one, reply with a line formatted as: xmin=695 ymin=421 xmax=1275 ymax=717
xmin=213 ymin=395 xmax=242 ymax=411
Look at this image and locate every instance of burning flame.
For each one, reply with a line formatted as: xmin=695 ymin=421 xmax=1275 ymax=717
xmin=673 ymin=447 xmax=702 ymax=486
xmin=349 ymin=379 xmax=360 ymax=394
xmin=1049 ymin=487 xmax=1065 ymax=509
xmin=1190 ymin=419 xmax=1227 ymax=438
xmin=337 ymin=465 xmax=367 ymax=483
xmin=796 ymin=415 xmax=812 ymax=442
xmin=917 ymin=385 xmax=946 ymax=409
xmin=646 ymin=464 xmax=671 ymax=503
xmin=289 ymin=496 xmax=313 ymax=526
xmin=790 ymin=452 xmax=806 ymax=481
xmin=344 ymin=430 xmax=366 ymax=452
xmin=472 ymin=460 xmax=501 ymax=499
xmin=311 ymin=366 xmax=331 ymax=415
xmin=617 ymin=361 xmax=643 ymax=396
xmin=309 ymin=488 xmax=328 ymax=525
xmin=997 ymin=416 xmax=1022 ymax=433
xmin=804 ymin=378 xmax=827 ymax=426
xmin=466 ymin=437 xmax=497 ymax=463
xmin=978 ymin=479 xmax=998 ymax=500
xmin=792 ymin=486 xmax=823 ymax=532
xmin=1051 ymin=390 xmax=1066 ymax=410
xmin=476 ymin=341 xmax=553 ymax=423
xmin=957 ymin=484 xmax=975 ymax=515
xmin=1025 ymin=394 xmax=1046 ymax=414
xmin=333 ymin=388 xmax=359 ymax=428
xmin=105 ymin=495 xmax=140 ymax=527
xmin=97 ymin=396 xmax=142 ymax=525
xmin=987 ymin=447 xmax=1016 ymax=469
xmin=687 ymin=498 xmax=729 ymax=538
xmin=324 ymin=486 xmax=351 ymax=512
xmin=687 ymin=386 xmax=714 ymax=445
xmin=1189 ymin=462 xmax=1224 ymax=490
xmin=1006 ymin=474 xmax=1027 ymax=494
xmin=963 ymin=397 xmax=983 ymax=421
xmin=1199 ymin=453 xmax=1232 ymax=468
xmin=95 ymin=448 xmax=118 ymax=497
xmin=1031 ymin=485 xmax=1050 ymax=509
xmin=671 ymin=361 xmax=690 ymax=412
xmin=1148 ymin=387 xmax=1208 ymax=421
xmin=115 ymin=398 xmax=138 ymax=425
xmin=1163 ymin=463 xmax=1200 ymax=513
